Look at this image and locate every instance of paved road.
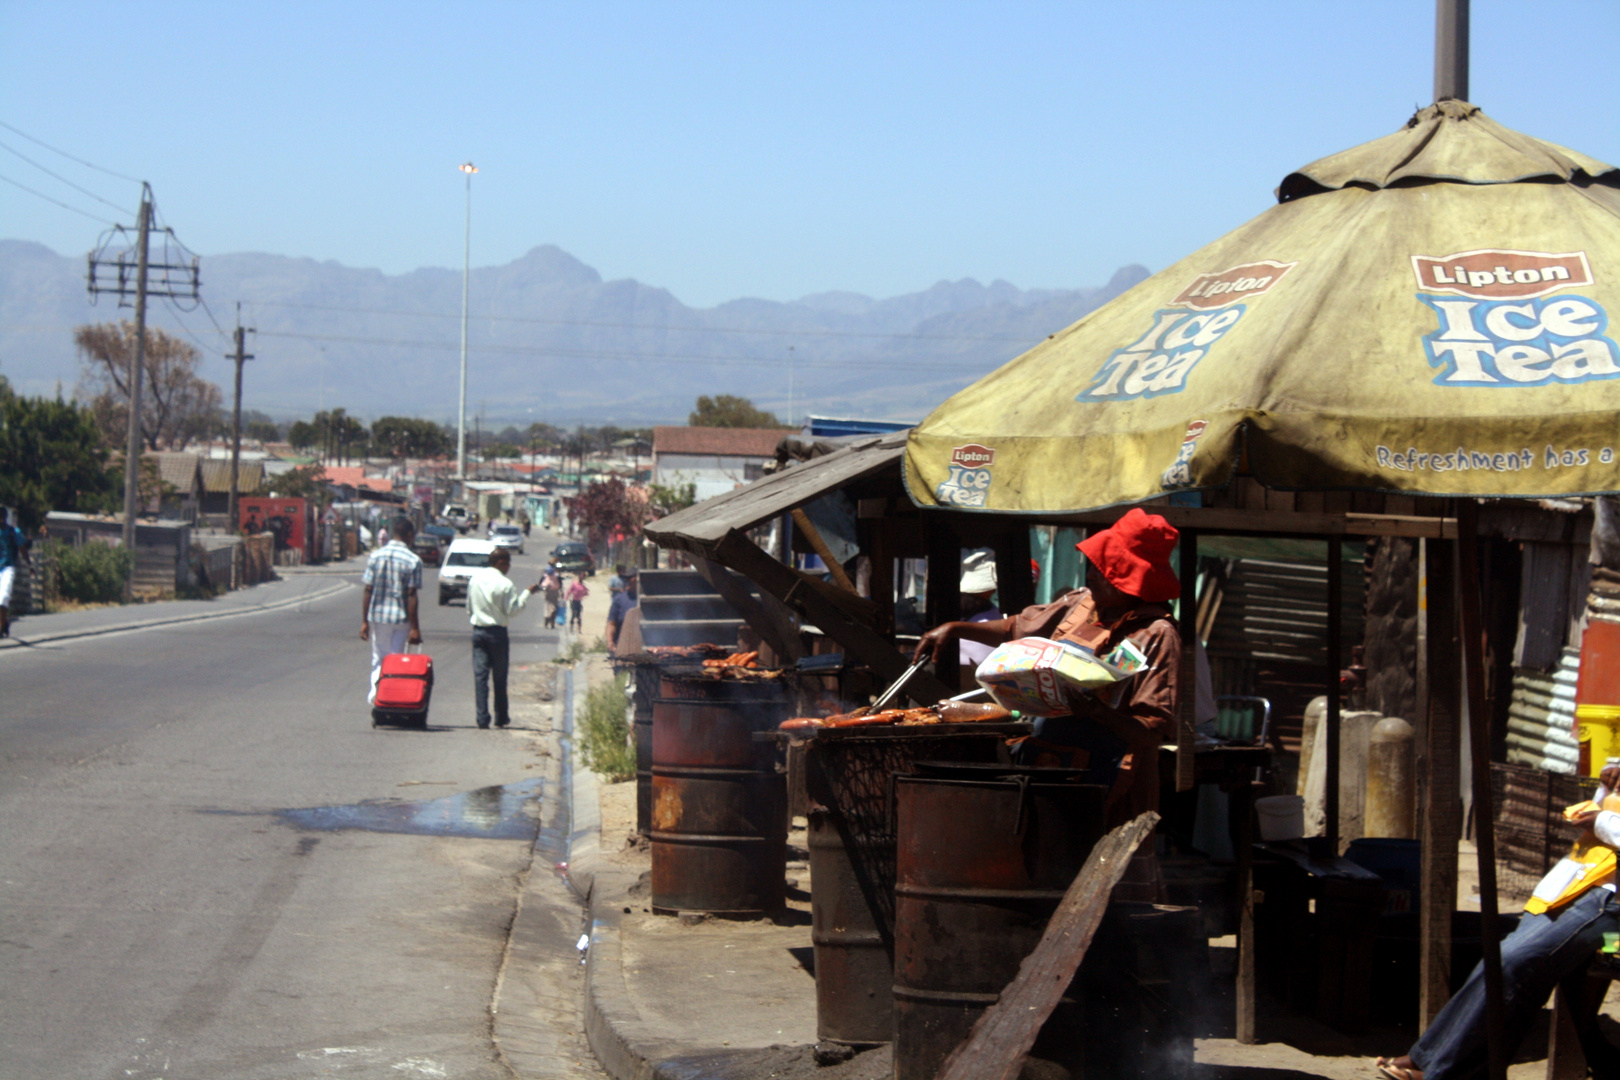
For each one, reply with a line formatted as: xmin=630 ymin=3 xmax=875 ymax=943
xmin=0 ymin=530 xmax=596 ymax=1079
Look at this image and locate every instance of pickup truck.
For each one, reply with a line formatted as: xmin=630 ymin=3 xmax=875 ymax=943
xmin=441 ymin=504 xmax=472 ymax=533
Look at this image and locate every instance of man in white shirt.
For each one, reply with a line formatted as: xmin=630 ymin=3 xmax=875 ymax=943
xmin=466 ymin=548 xmax=540 ymax=729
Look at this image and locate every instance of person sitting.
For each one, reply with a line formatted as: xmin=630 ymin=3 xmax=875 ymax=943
xmin=1377 ymin=764 xmax=1620 ymax=1080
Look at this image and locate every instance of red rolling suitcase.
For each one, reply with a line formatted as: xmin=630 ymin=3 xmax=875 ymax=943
xmin=373 ymin=648 xmax=434 ymax=728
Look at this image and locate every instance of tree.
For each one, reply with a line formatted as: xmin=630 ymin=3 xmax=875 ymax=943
xmin=268 ymin=464 xmax=331 ymax=506
xmin=0 ymin=385 xmax=115 ymax=530
xmin=371 ymin=416 xmax=450 ymax=460
xmin=569 ymin=477 xmax=652 ymax=550
xmin=689 ymin=394 xmax=788 ymax=429
xmin=245 ymin=420 xmax=282 ymax=444
xmin=287 ymin=420 xmax=317 ymax=451
xmin=647 ymin=480 xmax=697 ymax=518
xmin=74 ymin=321 xmax=223 ymax=451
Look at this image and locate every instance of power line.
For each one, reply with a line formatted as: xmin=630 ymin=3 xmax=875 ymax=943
xmin=244 ymin=298 xmax=1036 ymax=343
xmin=0 ymin=171 xmax=118 ymax=225
xmin=161 ymin=296 xmax=225 ymax=356
xmin=197 ymin=296 xmax=230 ymax=339
xmin=0 ymin=139 xmax=133 ymax=216
xmin=253 ymin=328 xmax=1005 ymax=371
xmin=0 ymin=119 xmax=141 ymax=183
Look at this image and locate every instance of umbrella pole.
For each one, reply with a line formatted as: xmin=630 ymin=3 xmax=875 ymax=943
xmin=1456 ymin=498 xmax=1506 ymax=1080
xmin=1326 ymin=536 xmax=1343 ymax=847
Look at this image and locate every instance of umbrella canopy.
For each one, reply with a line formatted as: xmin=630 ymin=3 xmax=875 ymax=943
xmin=905 ymin=101 xmax=1620 ymax=514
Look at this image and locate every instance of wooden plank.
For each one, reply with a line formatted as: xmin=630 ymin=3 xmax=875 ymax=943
xmin=693 ymin=556 xmax=806 ymax=662
xmin=714 ymin=531 xmax=954 ymax=706
xmin=933 ymin=812 xmax=1160 ymax=1080
xmin=1059 ymin=506 xmax=1456 ymax=539
xmin=1457 ymin=499 xmax=1509 ymax=1080
xmin=1419 ymin=535 xmax=1462 ymax=1029
xmin=1177 ymin=528 xmax=1199 ymax=793
xmin=789 ymin=507 xmax=857 ymax=593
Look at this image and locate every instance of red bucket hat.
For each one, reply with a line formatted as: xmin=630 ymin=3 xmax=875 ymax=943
xmin=1076 ymin=508 xmax=1180 ymax=603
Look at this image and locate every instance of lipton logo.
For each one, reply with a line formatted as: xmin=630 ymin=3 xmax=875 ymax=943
xmin=950 ymin=444 xmax=995 ymax=467
xmin=1412 ymin=249 xmax=1592 ymax=300
xmin=1172 ymin=261 xmax=1297 ymax=310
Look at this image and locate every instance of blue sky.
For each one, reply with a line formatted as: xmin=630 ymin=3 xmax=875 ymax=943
xmin=2 ymin=1 xmax=1617 ymax=309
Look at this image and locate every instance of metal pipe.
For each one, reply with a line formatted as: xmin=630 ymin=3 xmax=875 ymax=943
xmin=1434 ymin=0 xmax=1470 ymax=102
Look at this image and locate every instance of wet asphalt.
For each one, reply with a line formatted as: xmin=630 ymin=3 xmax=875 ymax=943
xmin=0 ymin=534 xmax=580 ymax=1079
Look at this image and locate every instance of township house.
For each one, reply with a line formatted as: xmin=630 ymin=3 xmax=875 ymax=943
xmin=652 ymin=426 xmax=784 ymax=501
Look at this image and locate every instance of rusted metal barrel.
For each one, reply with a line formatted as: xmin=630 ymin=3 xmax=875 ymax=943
xmin=803 ymin=730 xmax=1010 ymax=1047
xmin=891 ymin=770 xmax=1108 ymax=1080
xmin=651 ymin=686 xmax=791 ymax=914
xmin=631 ymin=664 xmax=660 ymax=836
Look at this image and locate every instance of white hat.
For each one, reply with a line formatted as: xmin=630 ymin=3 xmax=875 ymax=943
xmin=959 ymin=551 xmax=997 ymax=594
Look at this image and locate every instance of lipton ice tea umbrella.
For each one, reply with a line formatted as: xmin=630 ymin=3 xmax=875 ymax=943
xmin=905 ymin=101 xmax=1620 ymax=514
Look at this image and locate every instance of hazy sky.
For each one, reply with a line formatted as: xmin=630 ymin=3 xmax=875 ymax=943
xmin=3 ymin=1 xmax=1617 ymax=309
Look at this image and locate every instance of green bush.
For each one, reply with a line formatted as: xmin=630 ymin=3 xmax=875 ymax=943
xmin=51 ymin=540 xmax=133 ymax=604
xmin=579 ymin=675 xmax=635 ymax=782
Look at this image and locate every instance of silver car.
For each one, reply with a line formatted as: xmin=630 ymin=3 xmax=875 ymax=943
xmin=488 ymin=523 xmax=524 ymax=555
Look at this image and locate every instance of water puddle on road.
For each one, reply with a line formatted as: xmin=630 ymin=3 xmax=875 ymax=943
xmin=276 ymin=779 xmax=544 ymax=840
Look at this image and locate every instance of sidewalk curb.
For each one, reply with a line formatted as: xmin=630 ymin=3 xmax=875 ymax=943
xmin=0 ymin=579 xmax=354 ymax=649
xmin=584 ymin=869 xmax=678 ymax=1080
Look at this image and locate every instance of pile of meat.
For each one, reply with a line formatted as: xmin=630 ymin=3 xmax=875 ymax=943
xmin=779 ymin=700 xmax=1012 ymax=732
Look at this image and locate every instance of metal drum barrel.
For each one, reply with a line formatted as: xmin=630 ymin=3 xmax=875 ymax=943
xmin=891 ymin=770 xmax=1108 ymax=1080
xmin=803 ymin=731 xmax=1009 ymax=1047
xmin=651 ymin=691 xmax=790 ymax=914
xmin=630 ymin=664 xmax=660 ymax=836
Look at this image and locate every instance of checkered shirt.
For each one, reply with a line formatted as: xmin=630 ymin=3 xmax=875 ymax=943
xmin=361 ymin=540 xmax=423 ymax=624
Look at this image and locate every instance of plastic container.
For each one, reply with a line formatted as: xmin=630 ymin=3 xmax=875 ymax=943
xmin=1255 ymin=794 xmax=1306 ymax=841
xmin=1576 ymin=619 xmax=1620 ymax=777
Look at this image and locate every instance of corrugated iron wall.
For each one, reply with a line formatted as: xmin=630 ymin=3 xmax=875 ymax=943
xmin=1504 ymin=646 xmax=1580 ymax=775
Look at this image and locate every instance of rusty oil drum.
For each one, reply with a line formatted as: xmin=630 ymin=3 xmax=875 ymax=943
xmin=804 ymin=731 xmax=1009 ymax=1047
xmin=891 ymin=770 xmax=1108 ymax=1080
xmin=630 ymin=664 xmax=660 ymax=836
xmin=650 ymin=691 xmax=790 ymax=914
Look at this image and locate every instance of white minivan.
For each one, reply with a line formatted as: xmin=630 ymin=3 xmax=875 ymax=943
xmin=438 ymin=538 xmax=496 ymax=605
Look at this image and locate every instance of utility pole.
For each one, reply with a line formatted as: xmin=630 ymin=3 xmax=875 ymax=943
xmin=227 ymin=305 xmax=255 ymax=534
xmin=457 ymin=162 xmax=477 ymax=486
xmin=121 ymin=186 xmax=153 ymax=596
xmin=86 ymin=183 xmax=200 ymax=601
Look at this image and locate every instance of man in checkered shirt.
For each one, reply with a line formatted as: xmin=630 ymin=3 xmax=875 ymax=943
xmin=360 ymin=515 xmax=424 ymax=705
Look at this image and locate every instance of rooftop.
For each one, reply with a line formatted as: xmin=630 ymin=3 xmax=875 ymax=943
xmin=652 ymin=426 xmax=785 ymax=458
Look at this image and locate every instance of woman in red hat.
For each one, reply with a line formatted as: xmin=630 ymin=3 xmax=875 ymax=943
xmin=915 ymin=507 xmax=1183 ymax=830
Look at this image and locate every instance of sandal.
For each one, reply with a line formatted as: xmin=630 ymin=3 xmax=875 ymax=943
xmin=1374 ymin=1058 xmax=1423 ymax=1080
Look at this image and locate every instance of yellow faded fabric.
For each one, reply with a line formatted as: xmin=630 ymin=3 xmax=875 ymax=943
xmin=906 ymin=102 xmax=1620 ymax=514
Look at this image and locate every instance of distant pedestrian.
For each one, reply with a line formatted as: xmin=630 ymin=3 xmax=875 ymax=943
xmin=566 ymin=575 xmax=589 ymax=631
xmin=359 ymin=516 xmax=422 ymax=705
xmin=606 ymin=567 xmax=638 ymax=651
xmin=608 ymin=564 xmax=627 ymax=592
xmin=0 ymin=508 xmax=33 ymax=639
xmin=541 ymin=566 xmax=563 ymax=629
xmin=467 ymin=547 xmax=541 ymax=729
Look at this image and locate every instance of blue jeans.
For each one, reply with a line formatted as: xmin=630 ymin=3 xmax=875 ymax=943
xmin=472 ymin=625 xmax=509 ymax=728
xmin=1410 ymin=887 xmax=1620 ymax=1079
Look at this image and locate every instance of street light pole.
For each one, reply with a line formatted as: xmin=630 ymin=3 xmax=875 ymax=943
xmin=456 ymin=162 xmax=477 ymax=485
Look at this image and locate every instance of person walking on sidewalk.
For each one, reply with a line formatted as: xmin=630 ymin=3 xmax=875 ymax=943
xmin=566 ymin=575 xmax=589 ymax=632
xmin=360 ymin=516 xmax=423 ymax=705
xmin=541 ymin=565 xmax=563 ymax=629
xmin=467 ymin=547 xmax=541 ymax=729
xmin=0 ymin=508 xmax=32 ymax=639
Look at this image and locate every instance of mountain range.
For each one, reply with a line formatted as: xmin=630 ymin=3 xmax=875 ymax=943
xmin=0 ymin=239 xmax=1149 ymax=426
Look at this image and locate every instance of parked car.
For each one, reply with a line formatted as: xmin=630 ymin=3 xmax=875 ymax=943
xmin=488 ymin=522 xmax=524 ymax=555
xmin=438 ymin=538 xmax=496 ymax=605
xmin=413 ymin=523 xmax=456 ymax=567
xmin=551 ymin=541 xmax=595 ymax=576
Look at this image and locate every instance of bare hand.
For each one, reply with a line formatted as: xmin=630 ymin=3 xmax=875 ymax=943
xmin=407 ymin=627 xmax=422 ymax=645
xmin=914 ymin=624 xmax=957 ymax=664
xmin=1571 ymin=807 xmax=1602 ymax=827
xmin=359 ymin=622 xmax=370 ymax=641
xmin=1602 ymin=764 xmax=1620 ymax=791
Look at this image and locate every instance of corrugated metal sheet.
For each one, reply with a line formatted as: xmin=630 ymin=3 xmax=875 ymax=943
xmin=1204 ymin=558 xmax=1365 ymax=667
xmin=1504 ymin=645 xmax=1581 ymax=774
